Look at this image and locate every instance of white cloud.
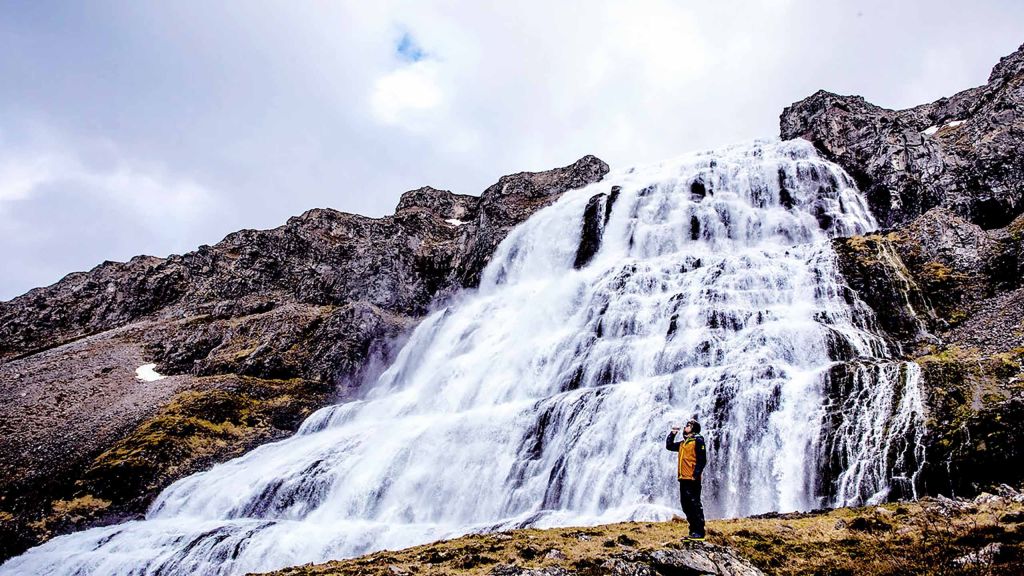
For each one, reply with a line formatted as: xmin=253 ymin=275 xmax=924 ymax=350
xmin=370 ymin=60 xmax=445 ymax=127
xmin=0 ymin=154 xmax=61 ymax=204
xmin=0 ymin=129 xmax=222 ymax=229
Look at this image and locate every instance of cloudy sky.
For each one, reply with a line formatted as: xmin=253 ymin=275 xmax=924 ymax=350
xmin=1 ymin=1 xmax=1022 ymax=300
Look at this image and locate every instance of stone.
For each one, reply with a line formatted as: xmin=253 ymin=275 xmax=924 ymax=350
xmin=781 ymin=42 xmax=1024 ymax=230
xmin=544 ymin=548 xmax=566 ymax=560
xmin=573 ymin=192 xmax=608 ymax=269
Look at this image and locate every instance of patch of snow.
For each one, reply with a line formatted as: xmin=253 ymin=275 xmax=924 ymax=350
xmin=136 ymin=363 xmax=166 ymax=382
xmin=923 ymin=120 xmax=965 ymax=137
xmin=444 ymin=218 xmax=467 ymax=226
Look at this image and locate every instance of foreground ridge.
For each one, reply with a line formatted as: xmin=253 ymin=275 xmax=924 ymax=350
xmin=263 ymin=489 xmax=1024 ymax=576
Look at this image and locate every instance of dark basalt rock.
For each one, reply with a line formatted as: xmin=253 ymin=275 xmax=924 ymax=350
xmin=604 ymin=185 xmax=621 ymax=225
xmin=782 ymin=42 xmax=1024 ymax=230
xmin=832 ymin=231 xmax=937 ymax=346
xmin=573 ymin=192 xmax=608 ymax=269
xmin=795 ymin=44 xmax=1024 ymax=498
xmin=0 ymin=154 xmax=608 ymax=560
xmin=461 ymin=154 xmax=609 ymax=286
xmin=488 ymin=545 xmax=764 ymax=576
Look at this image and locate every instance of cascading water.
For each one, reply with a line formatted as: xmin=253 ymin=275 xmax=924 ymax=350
xmin=2 ymin=139 xmax=926 ymax=576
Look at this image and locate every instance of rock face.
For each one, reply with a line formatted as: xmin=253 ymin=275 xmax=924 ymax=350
xmin=782 ymin=44 xmax=1024 ymax=230
xmin=784 ymin=44 xmax=1024 ymax=497
xmin=0 ymin=155 xmax=608 ymax=560
xmin=487 ymin=546 xmax=764 ymax=576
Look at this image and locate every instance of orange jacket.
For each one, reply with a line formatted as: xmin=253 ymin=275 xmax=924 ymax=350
xmin=666 ymin=432 xmax=707 ymax=480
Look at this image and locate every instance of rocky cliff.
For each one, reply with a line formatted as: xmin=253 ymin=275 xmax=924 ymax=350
xmin=782 ymin=44 xmax=1024 ymax=498
xmin=0 ymin=155 xmax=610 ymax=560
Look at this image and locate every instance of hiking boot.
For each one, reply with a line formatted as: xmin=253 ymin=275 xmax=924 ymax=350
xmin=686 ymin=533 xmax=706 ymax=541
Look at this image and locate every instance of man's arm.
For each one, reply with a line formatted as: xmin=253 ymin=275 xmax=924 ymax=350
xmin=665 ymin=431 xmax=681 ymax=451
xmin=694 ymin=436 xmax=707 ymax=478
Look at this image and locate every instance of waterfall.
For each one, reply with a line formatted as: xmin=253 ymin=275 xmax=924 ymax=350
xmin=1 ymin=139 xmax=926 ymax=576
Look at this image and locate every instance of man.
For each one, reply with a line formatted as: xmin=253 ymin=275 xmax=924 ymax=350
xmin=666 ymin=419 xmax=707 ymax=541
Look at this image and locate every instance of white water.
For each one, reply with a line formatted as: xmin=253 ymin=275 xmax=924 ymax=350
xmin=2 ymin=139 xmax=926 ymax=576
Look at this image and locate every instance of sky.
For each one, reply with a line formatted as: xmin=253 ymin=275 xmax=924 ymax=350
xmin=1 ymin=1 xmax=1023 ymax=301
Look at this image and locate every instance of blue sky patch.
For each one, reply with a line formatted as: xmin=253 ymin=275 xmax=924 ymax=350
xmin=396 ymin=32 xmax=426 ymax=62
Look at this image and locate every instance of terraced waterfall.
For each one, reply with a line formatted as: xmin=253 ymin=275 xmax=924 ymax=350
xmin=1 ymin=139 xmax=926 ymax=576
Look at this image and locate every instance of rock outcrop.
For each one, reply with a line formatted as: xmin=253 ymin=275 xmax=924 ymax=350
xmin=784 ymin=44 xmax=1024 ymax=497
xmin=782 ymin=44 xmax=1024 ymax=230
xmin=0 ymin=155 xmax=609 ymax=560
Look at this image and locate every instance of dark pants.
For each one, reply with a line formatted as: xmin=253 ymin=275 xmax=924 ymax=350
xmin=678 ymin=479 xmax=705 ymax=536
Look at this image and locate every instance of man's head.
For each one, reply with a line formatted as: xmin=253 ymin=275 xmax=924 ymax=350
xmin=685 ymin=419 xmax=701 ymax=434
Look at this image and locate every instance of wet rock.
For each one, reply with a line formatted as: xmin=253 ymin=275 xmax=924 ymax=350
xmin=832 ymin=233 xmax=934 ymax=344
xmin=605 ymin=186 xmax=622 ymax=224
xmin=574 ymin=192 xmax=608 ymax=269
xmin=690 ymin=179 xmax=708 ymax=201
xmin=831 ymin=211 xmax=1024 ymax=498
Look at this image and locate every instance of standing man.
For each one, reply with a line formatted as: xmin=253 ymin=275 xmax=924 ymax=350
xmin=666 ymin=419 xmax=707 ymax=541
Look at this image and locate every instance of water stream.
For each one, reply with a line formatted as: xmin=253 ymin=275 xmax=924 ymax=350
xmin=1 ymin=139 xmax=926 ymax=576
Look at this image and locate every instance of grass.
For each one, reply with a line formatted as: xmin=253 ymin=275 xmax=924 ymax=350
xmin=261 ymin=496 xmax=1024 ymax=576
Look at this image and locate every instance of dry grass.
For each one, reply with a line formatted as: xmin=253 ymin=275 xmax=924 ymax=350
xmin=260 ymin=496 xmax=1024 ymax=576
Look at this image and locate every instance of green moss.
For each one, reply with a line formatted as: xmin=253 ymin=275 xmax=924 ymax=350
xmin=918 ymin=345 xmax=1024 ymax=494
xmin=77 ymin=377 xmax=328 ymax=505
xmin=49 ymin=495 xmax=112 ymax=523
xmin=839 ymin=234 xmax=893 ymax=266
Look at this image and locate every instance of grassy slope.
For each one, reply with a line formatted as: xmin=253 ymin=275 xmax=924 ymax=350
xmin=261 ymin=494 xmax=1024 ymax=576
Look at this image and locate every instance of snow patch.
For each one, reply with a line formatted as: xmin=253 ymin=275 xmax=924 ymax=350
xmin=922 ymin=119 xmax=965 ymax=136
xmin=135 ymin=363 xmax=166 ymax=382
xmin=444 ymin=218 xmax=467 ymax=226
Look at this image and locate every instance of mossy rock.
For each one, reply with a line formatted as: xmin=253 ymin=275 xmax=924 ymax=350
xmin=77 ymin=379 xmax=325 ymax=505
xmin=918 ymin=347 xmax=1024 ymax=495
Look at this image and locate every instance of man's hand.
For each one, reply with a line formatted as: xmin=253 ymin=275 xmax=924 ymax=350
xmin=670 ymin=426 xmax=680 ymax=433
